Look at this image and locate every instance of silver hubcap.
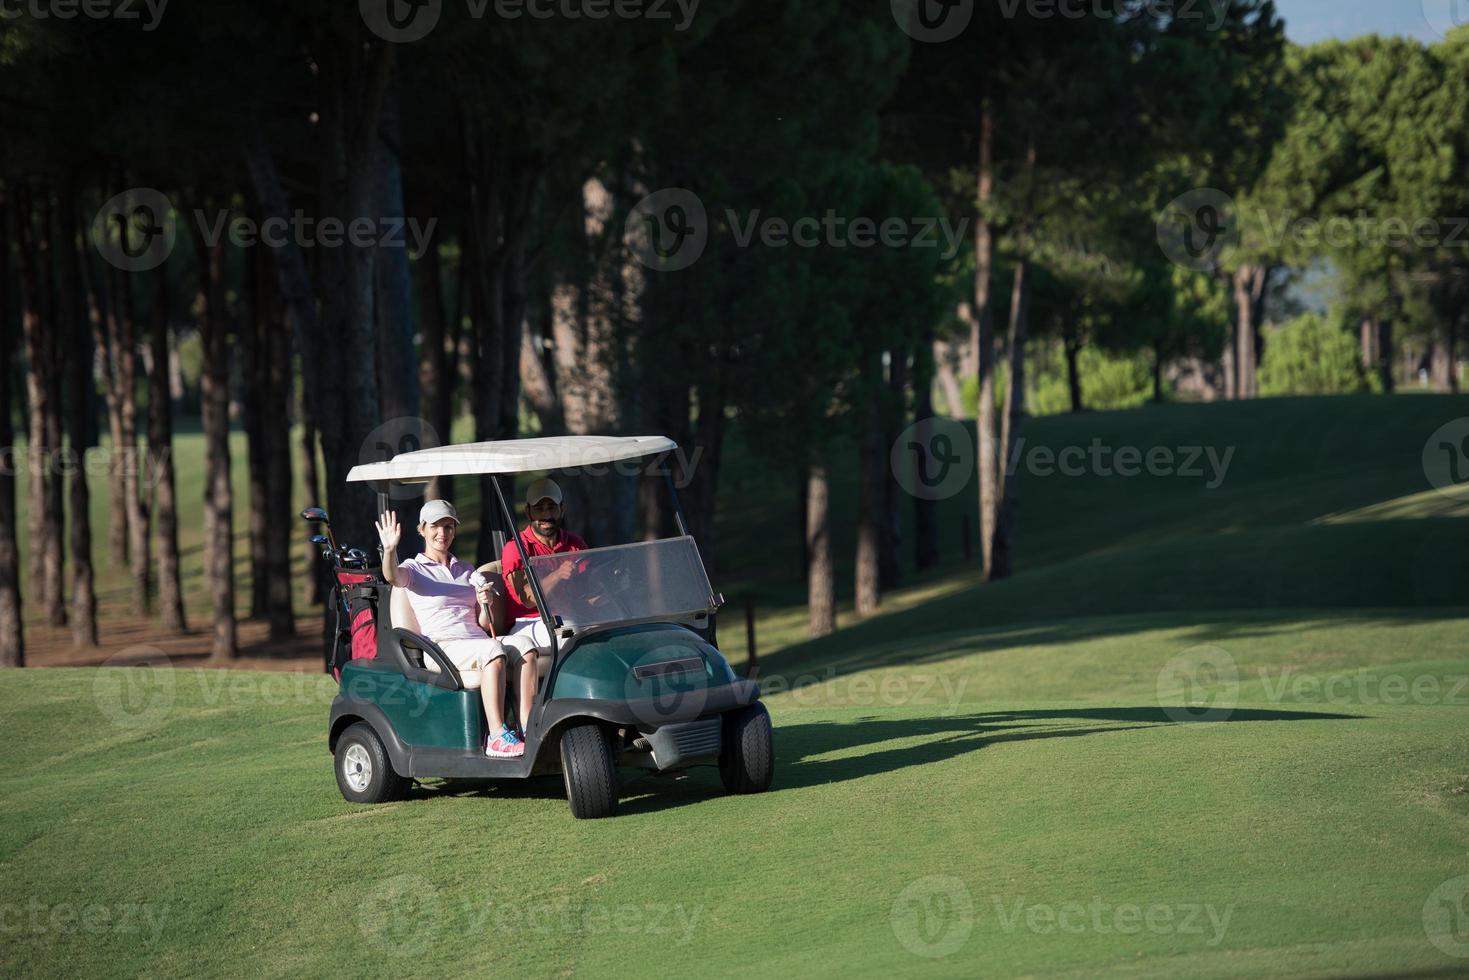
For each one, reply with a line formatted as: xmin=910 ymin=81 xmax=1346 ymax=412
xmin=343 ymin=743 xmax=373 ymax=793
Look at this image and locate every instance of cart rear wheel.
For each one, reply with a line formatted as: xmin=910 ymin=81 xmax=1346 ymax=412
xmin=335 ymin=721 xmax=411 ymax=804
xmin=561 ymin=723 xmax=618 ymax=819
xmin=719 ymin=702 xmax=774 ymax=794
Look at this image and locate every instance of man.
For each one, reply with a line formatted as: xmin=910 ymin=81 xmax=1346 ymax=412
xmin=500 ymin=478 xmax=588 ymax=710
xmin=376 ymin=499 xmax=526 ymax=759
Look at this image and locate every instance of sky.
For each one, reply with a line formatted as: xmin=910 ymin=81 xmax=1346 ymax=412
xmin=1272 ymin=0 xmax=1452 ymax=45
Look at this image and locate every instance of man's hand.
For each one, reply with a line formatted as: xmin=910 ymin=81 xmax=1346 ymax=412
xmin=375 ymin=512 xmax=402 ymax=551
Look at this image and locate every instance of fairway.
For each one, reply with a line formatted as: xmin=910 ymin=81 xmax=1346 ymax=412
xmin=5 ymin=395 xmax=1469 ymax=978
xmin=2 ymin=606 xmax=1467 ymax=978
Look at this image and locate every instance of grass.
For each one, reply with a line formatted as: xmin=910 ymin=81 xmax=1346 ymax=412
xmin=4 ymin=393 xmax=1469 ymax=976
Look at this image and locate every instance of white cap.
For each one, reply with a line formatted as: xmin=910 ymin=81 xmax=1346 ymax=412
xmin=418 ymin=499 xmax=459 ymax=526
xmin=525 ymin=478 xmax=563 ymax=506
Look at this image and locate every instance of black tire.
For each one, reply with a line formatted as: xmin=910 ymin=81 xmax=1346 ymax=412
xmin=719 ymin=702 xmax=774 ymax=794
xmin=334 ymin=722 xmax=411 ymax=804
xmin=560 ymin=723 xmax=618 ymax=819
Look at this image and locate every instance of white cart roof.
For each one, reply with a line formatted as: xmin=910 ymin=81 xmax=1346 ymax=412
xmin=346 ymin=435 xmax=677 ymax=483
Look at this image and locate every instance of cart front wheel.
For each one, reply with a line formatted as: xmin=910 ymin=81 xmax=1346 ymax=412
xmin=719 ymin=702 xmax=774 ymax=794
xmin=560 ymin=723 xmax=618 ymax=819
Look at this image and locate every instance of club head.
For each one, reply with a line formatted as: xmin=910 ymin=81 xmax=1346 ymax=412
xmin=310 ymin=534 xmax=329 ymax=546
xmin=346 ymin=549 xmax=367 ymax=560
xmin=300 ymin=506 xmax=330 ymax=524
xmin=319 ymin=549 xmax=334 ymax=560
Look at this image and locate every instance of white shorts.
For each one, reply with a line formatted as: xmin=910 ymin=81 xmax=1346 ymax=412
xmin=500 ymin=619 xmax=552 ymax=661
xmin=437 ymin=637 xmax=511 ymax=672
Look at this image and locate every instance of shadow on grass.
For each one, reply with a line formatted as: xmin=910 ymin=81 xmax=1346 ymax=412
xmin=769 ymin=706 xmax=1360 ymax=792
xmin=480 ymin=705 xmax=1362 ymax=817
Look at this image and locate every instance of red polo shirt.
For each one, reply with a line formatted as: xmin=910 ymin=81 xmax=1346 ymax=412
xmin=501 ymin=525 xmax=588 ymax=620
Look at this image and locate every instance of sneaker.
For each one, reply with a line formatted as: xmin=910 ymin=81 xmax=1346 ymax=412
xmin=486 ymin=726 xmax=524 ymax=759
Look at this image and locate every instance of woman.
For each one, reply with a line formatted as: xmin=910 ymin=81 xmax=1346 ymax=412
xmin=376 ymin=499 xmax=525 ymax=759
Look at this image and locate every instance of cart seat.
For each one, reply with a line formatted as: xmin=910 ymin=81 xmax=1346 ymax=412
xmin=388 ymin=585 xmax=483 ymax=690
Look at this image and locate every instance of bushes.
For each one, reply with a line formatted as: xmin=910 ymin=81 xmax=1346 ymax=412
xmin=1259 ymin=312 xmax=1371 ymax=396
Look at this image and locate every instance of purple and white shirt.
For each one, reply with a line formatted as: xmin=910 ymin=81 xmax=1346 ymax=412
xmin=396 ymin=552 xmax=486 ymax=642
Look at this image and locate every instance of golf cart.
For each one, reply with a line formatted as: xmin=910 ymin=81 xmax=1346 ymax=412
xmin=318 ymin=435 xmax=773 ymax=818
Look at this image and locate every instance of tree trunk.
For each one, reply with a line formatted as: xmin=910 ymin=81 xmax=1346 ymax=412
xmin=244 ymin=244 xmax=270 ymax=620
xmin=241 ymin=134 xmax=324 ymax=611
xmin=418 ymin=241 xmax=454 ymax=503
xmin=313 ymin=33 xmax=393 ymax=566
xmin=195 ymin=229 xmax=237 ymax=660
xmin=913 ymin=331 xmax=939 ymax=572
xmin=98 ymin=266 xmax=129 ymax=569
xmin=1152 ymin=340 xmax=1165 ymax=403
xmin=806 ymin=458 xmax=834 ymax=637
xmin=0 ymin=182 xmax=25 ymax=666
xmin=16 ymin=184 xmax=66 ymax=626
xmin=990 ymin=254 xmax=1031 ymax=581
xmin=262 ymin=262 xmax=295 ymax=640
xmin=1377 ymin=318 xmax=1394 ymax=393
xmin=59 ymin=185 xmax=97 ymax=647
xmin=149 ymin=264 xmax=186 ymax=633
xmin=1432 ymin=317 xmax=1457 ymax=394
xmin=974 ymin=98 xmax=999 ymax=579
xmin=1360 ymin=317 xmax=1377 ymax=378
xmin=855 ymin=354 xmax=883 ymax=617
xmin=113 ymin=264 xmax=150 ymax=610
xmin=932 ymin=337 xmax=965 ymax=418
xmin=1232 ymin=265 xmax=1266 ymax=399
xmin=879 ymin=349 xmax=905 ymax=592
xmin=1064 ymin=323 xmax=1083 ymax=413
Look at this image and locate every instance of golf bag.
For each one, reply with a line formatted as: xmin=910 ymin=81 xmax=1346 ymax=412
xmin=328 ymin=570 xmax=380 ymax=680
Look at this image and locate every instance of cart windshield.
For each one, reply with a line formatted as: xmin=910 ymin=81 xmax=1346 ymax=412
xmin=525 ymin=536 xmax=715 ymax=628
